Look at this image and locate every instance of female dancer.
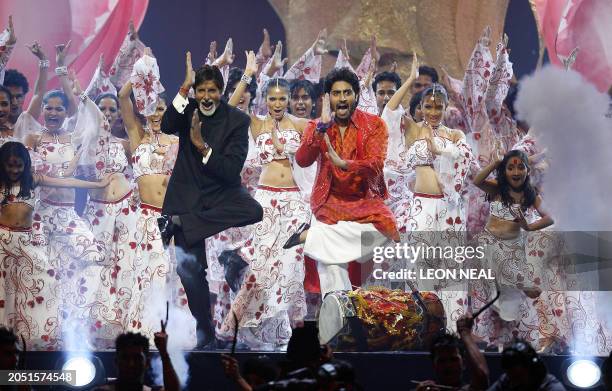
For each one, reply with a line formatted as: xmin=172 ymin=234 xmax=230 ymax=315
xmin=218 ymin=51 xmax=312 ymax=349
xmin=383 ymin=76 xmax=474 ymax=324
xmin=118 ymin=53 xmax=195 ymax=345
xmin=472 ymin=149 xmax=554 ymax=348
xmin=68 ymin=74 xmax=138 ymax=346
xmin=0 ymin=141 xmax=111 ymax=349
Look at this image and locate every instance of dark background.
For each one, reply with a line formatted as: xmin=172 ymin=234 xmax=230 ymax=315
xmin=139 ymin=0 xmax=543 ymax=94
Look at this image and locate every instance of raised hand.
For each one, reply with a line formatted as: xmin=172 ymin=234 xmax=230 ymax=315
xmin=320 ymin=93 xmax=332 ymax=124
xmin=311 ymin=28 xmax=328 ymax=56
xmin=154 ymin=320 xmax=169 ymax=356
xmin=190 ymin=111 xmax=207 ymax=153
xmin=270 ymin=40 xmax=288 ymax=74
xmin=215 ymin=38 xmax=235 ymax=67
xmin=369 ymin=35 xmax=380 ymax=64
xmin=243 ymin=50 xmax=257 ymax=77
xmin=258 ymin=28 xmax=273 ymax=59
xmin=456 ymin=314 xmax=474 ymax=335
xmin=128 ymin=20 xmax=140 ymax=41
xmin=55 ymin=40 xmax=72 ymax=67
xmin=221 ymin=354 xmax=241 ymax=380
xmin=6 ymin=15 xmax=16 ymax=46
xmin=143 ymin=46 xmax=154 ymax=58
xmin=324 ymin=135 xmax=347 ymax=169
xmin=479 ymin=26 xmax=492 ymax=47
xmin=341 ymin=38 xmax=350 ymax=60
xmin=390 ymin=61 xmax=398 ymax=74
xmin=207 ymin=41 xmax=218 ymax=65
xmin=27 ymin=41 xmax=46 ymax=61
xmin=68 ymin=69 xmax=83 ymax=96
xmin=182 ymin=51 xmax=195 ymax=89
xmin=409 ymin=51 xmax=419 ymax=81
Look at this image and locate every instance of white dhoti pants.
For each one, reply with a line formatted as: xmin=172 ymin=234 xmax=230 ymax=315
xmin=304 ymin=216 xmax=391 ymax=296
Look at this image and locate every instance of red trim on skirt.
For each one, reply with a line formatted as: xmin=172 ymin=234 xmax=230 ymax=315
xmin=0 ymin=223 xmax=32 ymax=232
xmin=257 ymin=185 xmax=300 ymax=192
xmin=140 ymin=203 xmax=162 ymax=213
xmin=413 ymin=192 xmax=444 ymax=199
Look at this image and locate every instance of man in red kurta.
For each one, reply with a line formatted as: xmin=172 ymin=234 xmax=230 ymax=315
xmin=293 ymin=68 xmax=399 ymax=295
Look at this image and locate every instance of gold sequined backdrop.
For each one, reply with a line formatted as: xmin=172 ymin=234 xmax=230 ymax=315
xmin=268 ymin=0 xmax=510 ymax=80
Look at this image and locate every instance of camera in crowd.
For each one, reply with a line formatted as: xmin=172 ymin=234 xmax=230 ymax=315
xmin=255 ymin=359 xmax=357 ymax=391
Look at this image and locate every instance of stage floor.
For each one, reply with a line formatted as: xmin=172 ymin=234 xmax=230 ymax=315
xmin=24 ymin=349 xmax=594 ymax=390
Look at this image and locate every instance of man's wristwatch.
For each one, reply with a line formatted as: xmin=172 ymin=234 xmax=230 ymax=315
xmin=316 ymin=120 xmax=333 ymax=133
xmin=199 ymin=141 xmax=211 ymax=155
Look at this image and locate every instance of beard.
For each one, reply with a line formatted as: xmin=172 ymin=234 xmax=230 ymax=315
xmin=199 ymin=100 xmax=218 ymax=117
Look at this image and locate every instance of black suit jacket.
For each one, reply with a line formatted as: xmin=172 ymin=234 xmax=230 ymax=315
xmin=161 ymin=98 xmax=251 ymax=216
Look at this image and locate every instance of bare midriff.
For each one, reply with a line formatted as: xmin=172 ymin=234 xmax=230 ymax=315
xmin=136 ymin=174 xmax=168 ymax=208
xmin=414 ymin=165 xmax=443 ymax=195
xmin=0 ymin=204 xmax=33 ymax=228
xmin=259 ymin=159 xmax=297 ymax=188
xmin=485 ymin=216 xmax=521 ymax=240
xmin=88 ymin=172 xmax=132 ymax=202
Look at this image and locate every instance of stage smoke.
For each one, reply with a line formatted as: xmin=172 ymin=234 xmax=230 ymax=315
xmin=516 ymin=65 xmax=612 ymax=354
xmin=515 ymin=65 xmax=612 ymax=231
xmin=147 ymin=245 xmax=198 ymax=388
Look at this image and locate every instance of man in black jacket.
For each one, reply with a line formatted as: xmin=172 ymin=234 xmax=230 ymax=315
xmin=161 ymin=52 xmax=263 ymax=349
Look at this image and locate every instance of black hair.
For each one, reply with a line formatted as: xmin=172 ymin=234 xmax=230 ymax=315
xmin=94 ymin=93 xmax=119 ymax=106
xmin=0 ymin=327 xmax=17 ymax=346
xmin=504 ymin=83 xmax=518 ymax=120
xmin=418 ymin=65 xmax=439 ymax=83
xmin=242 ymin=355 xmax=279 ymax=383
xmin=194 ymin=65 xmax=224 ymax=92
xmin=420 ymin=84 xmax=449 ymax=106
xmin=290 ymin=79 xmax=316 ymax=101
xmin=115 ymin=332 xmax=150 ymax=356
xmin=0 ymin=85 xmax=13 ymax=102
xmin=372 ymin=71 xmax=402 ymax=92
xmin=0 ymin=142 xmax=35 ymax=201
xmin=42 ymin=89 xmax=69 ymax=109
xmin=429 ymin=332 xmax=464 ymax=361
xmin=289 ymin=79 xmax=317 ymax=117
xmin=224 ymin=67 xmax=257 ymax=105
xmin=324 ymin=67 xmax=360 ymax=97
xmin=409 ymin=90 xmax=424 ymax=119
xmin=3 ymin=69 xmax=30 ymax=95
xmin=263 ymin=78 xmax=290 ymax=98
xmin=491 ymin=149 xmax=537 ymax=210
xmin=501 ymin=340 xmax=547 ymax=384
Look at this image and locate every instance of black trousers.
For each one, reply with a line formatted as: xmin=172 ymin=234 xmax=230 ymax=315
xmin=173 ymin=227 xmax=215 ymax=345
xmin=179 ymin=188 xmax=264 ymax=248
xmin=172 ymin=189 xmax=263 ymax=344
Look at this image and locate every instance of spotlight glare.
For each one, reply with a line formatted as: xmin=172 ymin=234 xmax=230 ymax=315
xmin=567 ymin=359 xmax=601 ymax=388
xmin=62 ymin=356 xmax=96 ymax=387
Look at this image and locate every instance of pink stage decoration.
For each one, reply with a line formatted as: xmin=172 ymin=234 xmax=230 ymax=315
xmin=0 ymin=0 xmax=148 ymax=104
xmin=533 ymin=0 xmax=612 ymax=92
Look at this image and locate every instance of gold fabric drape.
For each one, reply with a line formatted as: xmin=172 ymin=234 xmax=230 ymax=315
xmin=269 ymin=0 xmax=510 ymax=80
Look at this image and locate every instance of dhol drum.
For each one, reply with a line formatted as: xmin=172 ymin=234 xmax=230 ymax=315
xmin=318 ymin=287 xmax=446 ymax=351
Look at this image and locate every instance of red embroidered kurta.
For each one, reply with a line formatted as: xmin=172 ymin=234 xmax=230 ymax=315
xmin=296 ymin=109 xmax=399 ymax=241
